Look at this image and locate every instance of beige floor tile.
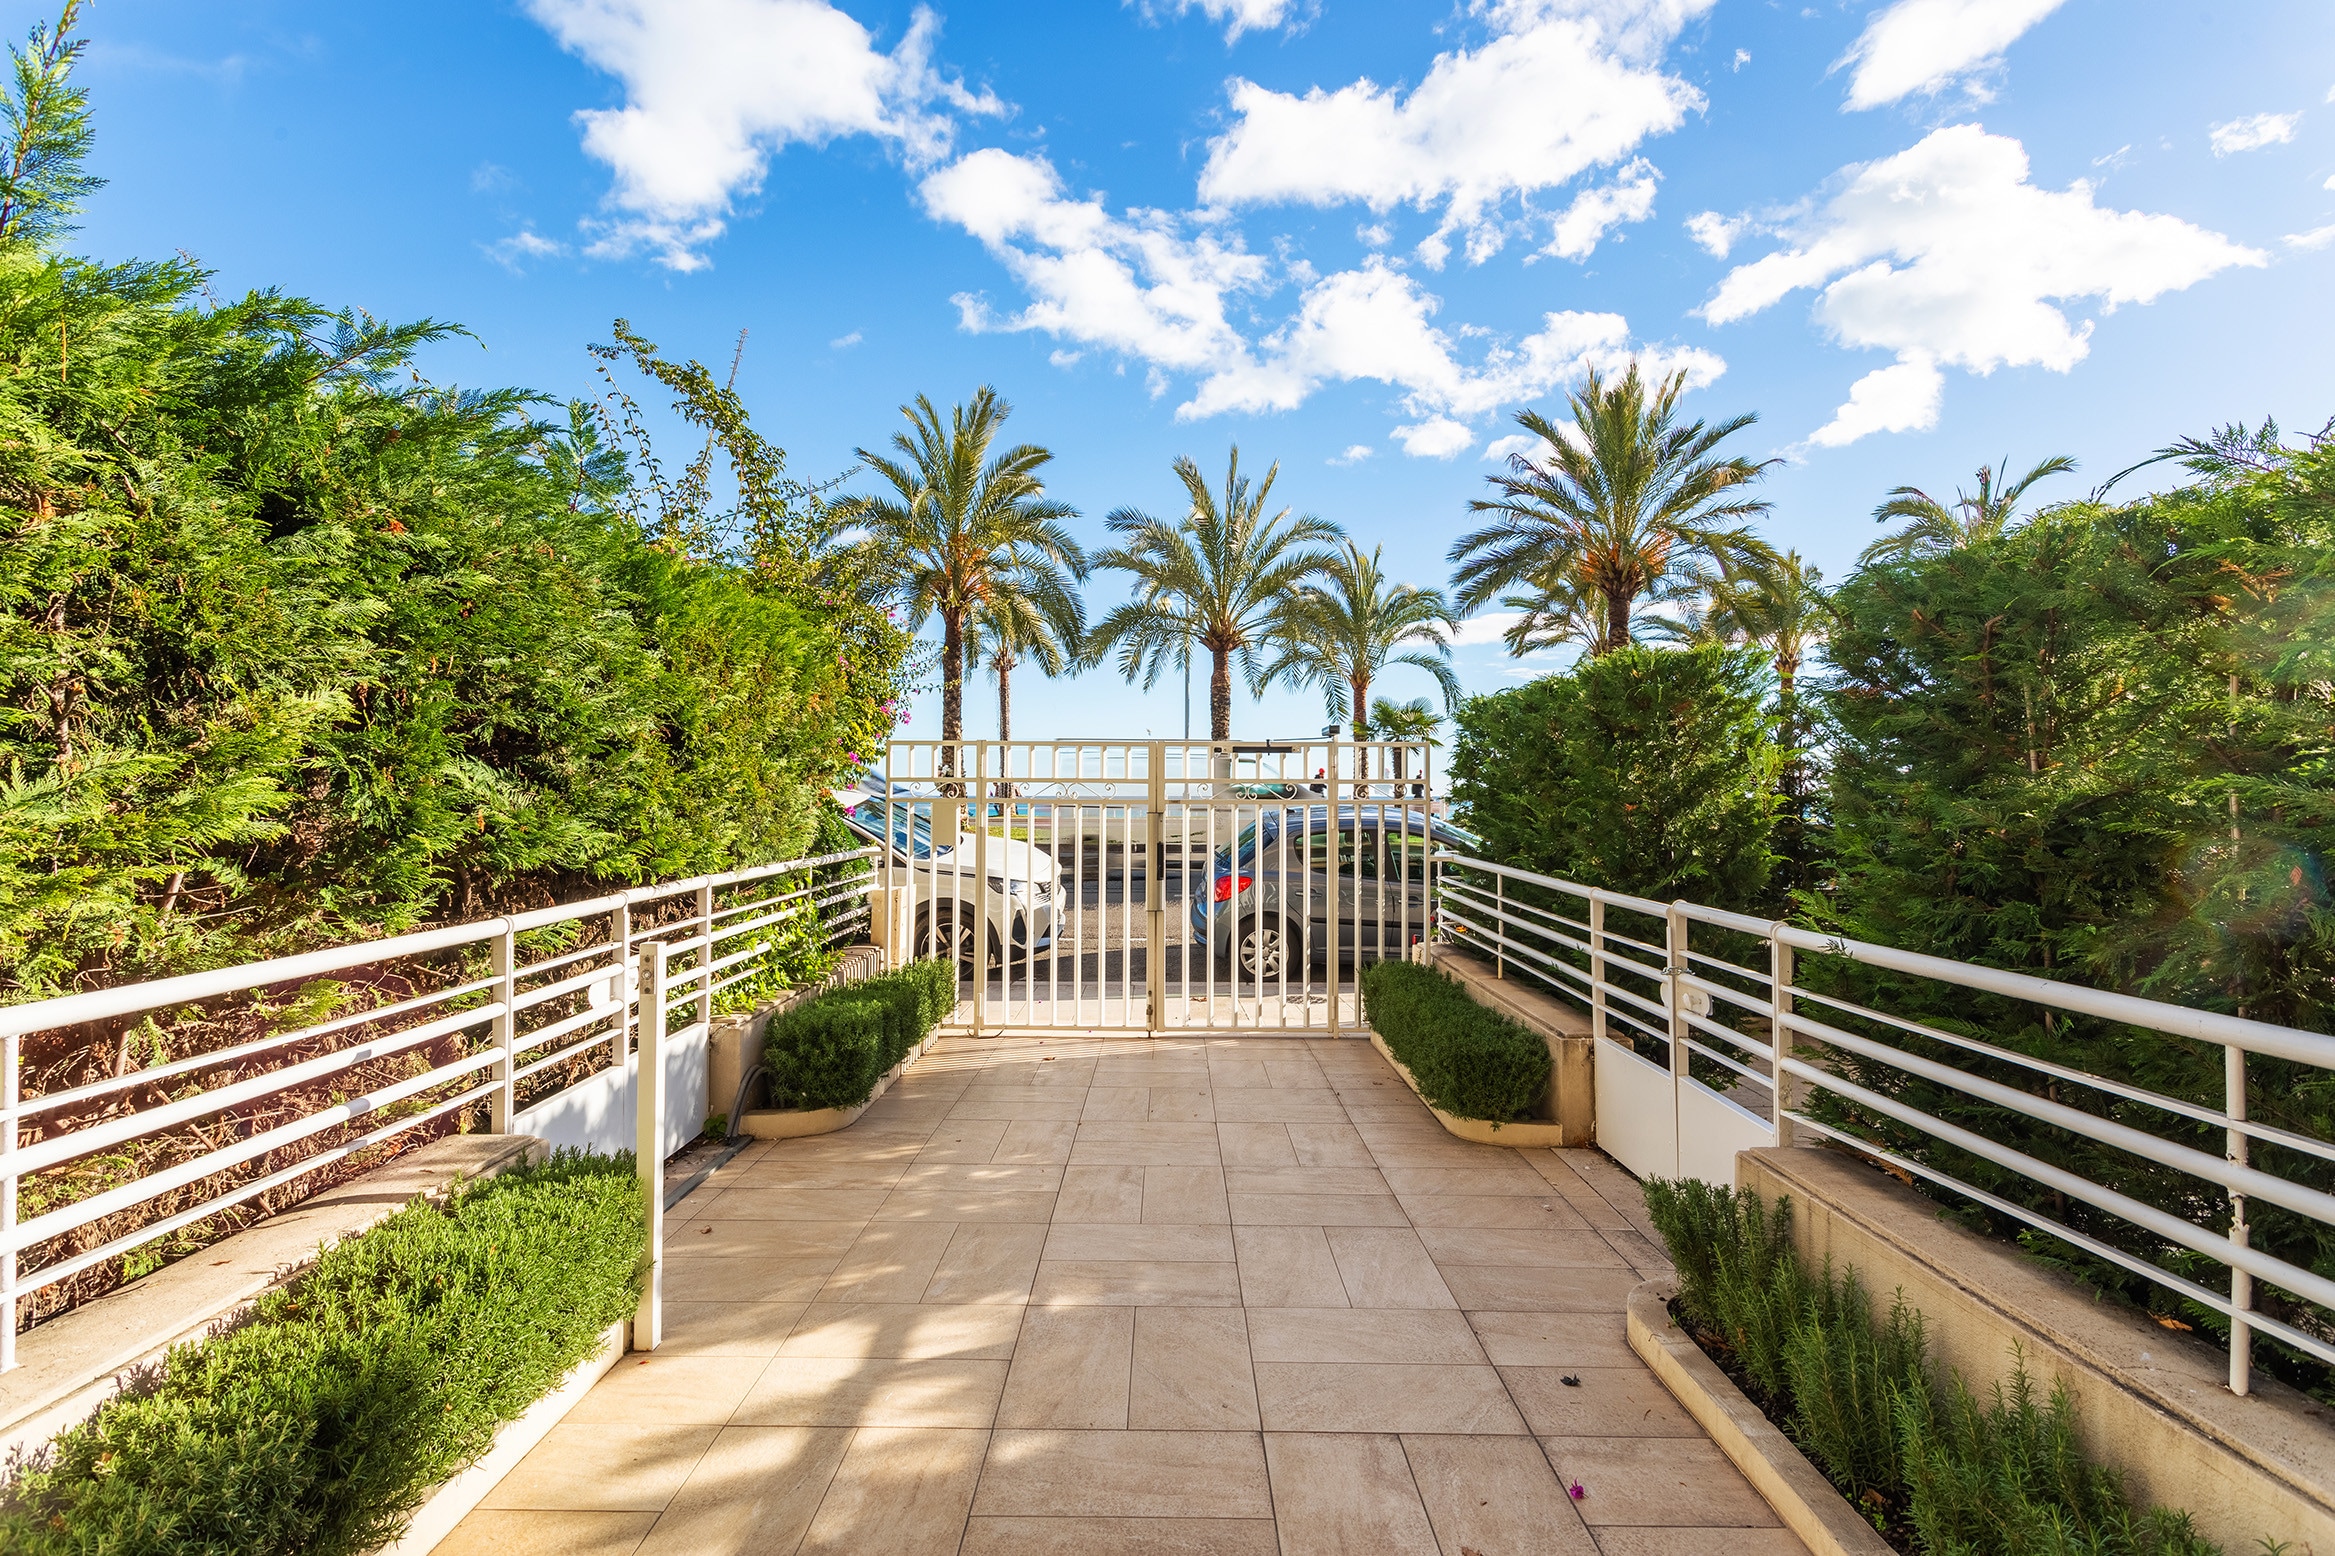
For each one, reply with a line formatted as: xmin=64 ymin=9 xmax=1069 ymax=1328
xmin=482 ymin=1423 xmax=719 ymax=1511
xmin=997 ymin=1119 xmax=1082 ymax=1164
xmin=795 ymin=1426 xmax=990 ymax=1556
xmin=1207 ymin=1057 xmax=1273 ymax=1088
xmin=949 ymin=1091 xmax=1089 ymax=1121
xmin=1402 ymin=1433 xmax=1601 ymax=1556
xmin=1225 ymin=1165 xmax=1390 ymax=1196
xmin=1055 ymin=1164 xmax=1146 ymax=1222
xmin=1244 ymin=1308 xmax=1485 ymax=1365
xmin=1380 ymin=1161 xmax=1557 ymax=1197
xmin=1083 ymin=1087 xmax=1152 ymax=1120
xmin=567 ymin=1355 xmax=768 ymax=1426
xmin=697 ymin=1186 xmax=893 ymax=1221
xmin=671 ymin=1221 xmax=866 ymax=1261
xmin=632 ymin=1425 xmax=853 ymax=1556
xmin=995 ymin=1305 xmax=1134 ymax=1428
xmin=658 ymin=1301 xmax=809 ymax=1358
xmin=1526 ymin=1155 xmax=1637 ymax=1232
xmin=1540 ymin=1437 xmax=1780 ymax=1527
xmin=817 ymin=1222 xmax=960 ymax=1303
xmin=1604 ymin=1228 xmax=1677 ymax=1277
xmin=725 ymin=1160 xmax=909 ymax=1193
xmin=664 ymin=1256 xmax=834 ymax=1305
xmin=1069 ymin=1122 xmax=1224 ymax=1166
xmin=1416 ymin=1227 xmax=1630 ymax=1268
xmin=1589 ymin=1530 xmax=1811 ymax=1555
xmin=434 ymin=1509 xmax=658 ymax=1556
xmin=1209 ymin=1088 xmax=1349 ymax=1122
xmin=1325 ymin=1227 xmax=1460 ymax=1309
xmin=915 ymin=1118 xmax=1012 ymax=1163
xmin=974 ymin=1429 xmax=1274 ymax=1518
xmin=1232 ymin=1225 xmax=1351 ymax=1307
xmin=1215 ymin=1122 xmax=1299 ymax=1168
xmin=895 ymin=1161 xmax=1066 ymax=1192
xmin=1262 ymin=1060 xmax=1330 ymax=1089
xmin=1284 ymin=1121 xmax=1374 ymax=1166
xmin=961 ymin=1517 xmax=1280 ymax=1555
xmin=1436 ymin=1265 xmax=1641 ymax=1312
xmin=1466 ymin=1311 xmax=1640 ymax=1368
xmin=924 ymin=1223 xmax=1047 ymax=1303
xmin=874 ymin=1188 xmax=1059 ymax=1223
xmin=1046 ymin=1221 xmax=1235 ymax=1262
xmin=1228 ymin=1192 xmax=1408 ymax=1226
xmin=733 ymin=1356 xmax=1008 ymax=1427
xmin=1141 ymin=1164 xmax=1232 ymax=1223
xmin=1129 ymin=1307 xmax=1260 ymax=1430
xmin=1398 ymin=1194 xmax=1591 ymax=1230
xmin=1147 ymin=1086 xmax=1216 ymax=1122
xmin=780 ymin=1302 xmax=1025 ymax=1360
xmin=1263 ymin=1432 xmax=1440 ymax=1556
xmin=1503 ymin=1367 xmax=1703 ymax=1437
xmin=1029 ymin=1259 xmax=1242 ymax=1305
xmin=1254 ymin=1362 xmax=1527 ymax=1433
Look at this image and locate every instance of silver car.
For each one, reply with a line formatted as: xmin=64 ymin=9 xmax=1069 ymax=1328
xmin=1189 ymin=805 xmax=1471 ymax=980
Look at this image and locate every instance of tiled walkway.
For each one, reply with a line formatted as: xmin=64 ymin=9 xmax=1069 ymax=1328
xmin=442 ymin=1035 xmax=1808 ymax=1556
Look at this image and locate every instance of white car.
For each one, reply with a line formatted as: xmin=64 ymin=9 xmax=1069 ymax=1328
xmin=837 ymin=793 xmax=1058 ymax=971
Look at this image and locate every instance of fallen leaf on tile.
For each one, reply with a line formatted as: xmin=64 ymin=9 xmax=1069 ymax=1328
xmin=1560 ymin=1374 xmax=1580 ymax=1386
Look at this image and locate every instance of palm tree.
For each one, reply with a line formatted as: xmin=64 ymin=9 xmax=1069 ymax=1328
xmin=1088 ymin=448 xmax=1342 ymax=741
xmin=1367 ymin=695 xmax=1443 ymax=793
xmin=967 ymin=574 xmax=1086 ymax=743
xmin=1450 ymin=362 xmax=1777 ymax=655
xmin=1858 ymin=454 xmax=2076 ymax=566
xmin=856 ymin=388 xmax=1084 ymax=779
xmin=1262 ymin=542 xmax=1460 ymax=742
xmin=1661 ymin=550 xmax=1830 ymax=712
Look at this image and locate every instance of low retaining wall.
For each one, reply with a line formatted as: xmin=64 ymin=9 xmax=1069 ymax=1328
xmin=1740 ymin=1145 xmax=2335 ymax=1555
xmin=1420 ymin=943 xmax=1593 ymax=1145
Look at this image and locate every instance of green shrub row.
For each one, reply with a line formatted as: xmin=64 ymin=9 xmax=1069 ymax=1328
xmin=1644 ymin=1179 xmax=2240 ymax=1556
xmin=1360 ymin=960 xmax=1550 ymax=1123
xmin=763 ymin=958 xmax=955 ymax=1112
xmin=0 ymin=1151 xmax=645 ymax=1556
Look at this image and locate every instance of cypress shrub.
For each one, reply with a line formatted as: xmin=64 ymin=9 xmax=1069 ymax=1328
xmin=0 ymin=1152 xmax=644 ymax=1556
xmin=764 ymin=994 xmax=889 ymax=1111
xmin=1361 ymin=960 xmax=1549 ymax=1123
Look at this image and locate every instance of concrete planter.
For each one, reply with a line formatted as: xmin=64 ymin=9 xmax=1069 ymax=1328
xmin=1420 ymin=944 xmax=1594 ymax=1143
xmin=1626 ymin=1279 xmax=1895 ymax=1556
xmin=738 ymin=1032 xmax=939 ymax=1139
xmin=377 ymin=1320 xmax=627 ymax=1556
xmin=1368 ymin=1029 xmax=1574 ymax=1147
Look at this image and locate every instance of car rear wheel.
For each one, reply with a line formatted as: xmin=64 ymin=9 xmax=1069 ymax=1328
xmin=1232 ymin=915 xmax=1303 ymax=982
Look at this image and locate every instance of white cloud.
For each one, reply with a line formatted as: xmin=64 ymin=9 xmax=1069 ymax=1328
xmin=523 ymin=0 xmax=1003 ymax=269
xmin=1328 ymin=443 xmax=1374 ymax=464
xmin=1731 ymin=47 xmax=1750 ymax=70
xmin=1704 ymin=125 xmax=2263 ymax=405
xmin=2210 ymin=112 xmax=2301 ymax=157
xmin=1542 ymin=159 xmax=1659 ymax=258
xmin=1150 ymin=0 xmax=1306 ymax=42
xmin=829 ymin=329 xmax=863 ymax=348
xmin=1394 ymin=417 xmax=1476 ymax=458
xmin=1837 ymin=0 xmax=2065 ymax=111
xmin=2287 ymin=223 xmax=2335 ymax=252
xmin=1482 ymin=432 xmax=1542 ymax=463
xmin=1450 ymin=611 xmax=1527 ymax=646
xmin=1683 ymin=209 xmax=1744 ymax=258
xmin=484 ymin=227 xmax=567 ymax=270
xmin=1197 ymin=0 xmax=1712 ymax=265
xmin=1806 ymin=354 xmax=1943 ymax=448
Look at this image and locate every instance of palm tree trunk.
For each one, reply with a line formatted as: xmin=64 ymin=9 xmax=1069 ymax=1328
xmin=1210 ymin=646 xmax=1233 ymax=741
xmin=941 ymin=610 xmax=964 ymax=785
xmin=997 ymin=651 xmax=1012 ymax=742
xmin=1601 ymin=582 xmax=1633 ymax=655
xmin=1350 ymin=675 xmax=1369 ymax=743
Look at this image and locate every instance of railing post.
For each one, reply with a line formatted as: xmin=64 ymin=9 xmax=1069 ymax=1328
xmin=609 ymin=900 xmax=633 ymax=1074
xmin=490 ymin=920 xmax=518 ymax=1133
xmin=695 ymin=882 xmax=715 ymax=1034
xmin=2 ymin=1032 xmax=17 ymax=1373
xmin=1769 ymin=932 xmax=1794 ymax=1149
xmin=2228 ymin=1042 xmax=2252 ymax=1396
xmin=1494 ymin=872 xmax=1505 ymax=981
xmin=634 ymin=938 xmax=666 ymax=1353
xmin=1666 ymin=903 xmax=1688 ymax=1180
xmin=1588 ymin=897 xmax=1607 ymax=1045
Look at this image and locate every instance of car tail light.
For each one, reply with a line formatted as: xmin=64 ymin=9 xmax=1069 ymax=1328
xmin=1212 ymin=873 xmax=1252 ymax=903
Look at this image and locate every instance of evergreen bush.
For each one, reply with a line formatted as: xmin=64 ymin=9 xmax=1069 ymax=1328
xmin=1360 ymin=959 xmax=1550 ymax=1123
xmin=760 ymin=958 xmax=954 ymax=1110
xmin=0 ymin=1151 xmax=645 ymax=1556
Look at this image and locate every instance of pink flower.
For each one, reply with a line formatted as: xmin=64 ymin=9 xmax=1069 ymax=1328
xmin=1568 ymin=1481 xmax=1585 ymax=1501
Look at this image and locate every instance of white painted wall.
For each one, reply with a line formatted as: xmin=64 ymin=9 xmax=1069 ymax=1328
xmin=513 ymin=1021 xmax=708 ymax=1163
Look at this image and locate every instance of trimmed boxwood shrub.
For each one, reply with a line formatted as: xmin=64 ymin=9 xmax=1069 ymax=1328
xmin=1361 ymin=959 xmax=1550 ymax=1123
xmin=0 ymin=1150 xmax=645 ymax=1556
xmin=763 ymin=958 xmax=955 ymax=1111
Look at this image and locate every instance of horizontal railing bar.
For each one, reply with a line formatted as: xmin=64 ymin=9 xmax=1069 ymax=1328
xmin=1685 ymin=1039 xmax=1773 ymax=1089
xmin=1681 ymin=1008 xmax=1772 ymax=1065
xmin=513 ymin=1002 xmax=617 ymax=1060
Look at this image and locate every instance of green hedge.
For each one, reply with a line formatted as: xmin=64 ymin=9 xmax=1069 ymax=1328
xmin=0 ymin=1151 xmax=645 ymax=1556
xmin=1644 ymin=1180 xmax=2231 ymax=1555
xmin=763 ymin=958 xmax=954 ymax=1111
xmin=1361 ymin=960 xmax=1550 ymax=1123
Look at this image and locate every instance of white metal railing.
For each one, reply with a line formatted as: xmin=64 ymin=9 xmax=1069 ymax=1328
xmin=1434 ymin=852 xmax=2335 ymax=1399
xmin=0 ymin=845 xmax=874 ymax=1371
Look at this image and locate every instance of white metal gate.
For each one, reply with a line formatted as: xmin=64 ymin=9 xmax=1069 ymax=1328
xmin=877 ymin=738 xmax=1436 ymax=1033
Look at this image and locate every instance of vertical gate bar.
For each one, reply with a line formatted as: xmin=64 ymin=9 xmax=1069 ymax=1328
xmin=491 ymin=920 xmax=518 ymax=1132
xmin=2 ymin=1031 xmax=18 ymax=1373
xmin=695 ymin=882 xmax=715 ymax=1035
xmin=1204 ymin=780 xmax=1217 ymax=1029
xmin=1047 ymin=748 xmax=1061 ymax=1029
xmin=1769 ymin=934 xmax=1794 ymax=1149
xmin=2228 ymin=1042 xmax=2253 ymax=1396
xmin=1148 ymin=741 xmax=1166 ymax=1036
xmin=1665 ymin=904 xmax=1687 ymax=1179
xmin=1327 ymin=740 xmax=1341 ymax=1038
xmin=1588 ymin=897 xmax=1606 ymax=1043
xmin=884 ymin=754 xmax=898 ymax=975
xmin=610 ymin=900 xmax=633 ymax=1072
xmin=634 ymin=938 xmax=666 ymax=1352
xmin=972 ymin=782 xmax=989 ymax=1037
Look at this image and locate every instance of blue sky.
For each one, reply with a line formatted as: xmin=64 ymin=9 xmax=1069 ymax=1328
xmin=36 ymin=0 xmax=2335 ymax=747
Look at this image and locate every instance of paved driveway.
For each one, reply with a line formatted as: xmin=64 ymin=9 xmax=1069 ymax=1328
xmin=441 ymin=1034 xmax=1807 ymax=1556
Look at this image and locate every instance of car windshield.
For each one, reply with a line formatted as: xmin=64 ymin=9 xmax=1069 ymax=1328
xmin=852 ymin=799 xmax=938 ymax=860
